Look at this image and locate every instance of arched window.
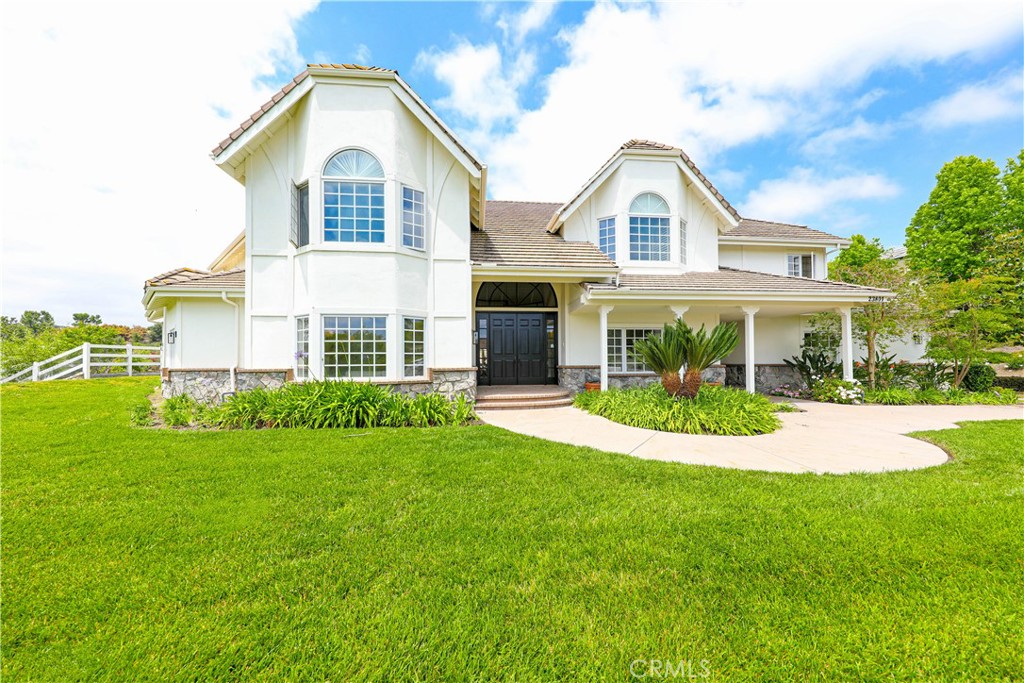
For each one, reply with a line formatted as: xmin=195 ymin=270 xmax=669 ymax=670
xmin=476 ymin=282 xmax=557 ymax=308
xmin=628 ymin=192 xmax=670 ymax=261
xmin=323 ymin=149 xmax=386 ymax=243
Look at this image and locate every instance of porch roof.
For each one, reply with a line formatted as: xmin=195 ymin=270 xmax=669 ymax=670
xmin=583 ymin=268 xmax=890 ymax=298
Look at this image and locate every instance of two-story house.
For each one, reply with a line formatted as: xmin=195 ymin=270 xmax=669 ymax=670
xmin=143 ymin=63 xmax=888 ymax=402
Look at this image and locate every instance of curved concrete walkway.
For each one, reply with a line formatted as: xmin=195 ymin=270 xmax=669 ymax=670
xmin=477 ymin=402 xmax=1023 ymax=474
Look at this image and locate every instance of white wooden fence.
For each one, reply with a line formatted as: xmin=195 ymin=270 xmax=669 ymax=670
xmin=0 ymin=343 xmax=161 ymax=384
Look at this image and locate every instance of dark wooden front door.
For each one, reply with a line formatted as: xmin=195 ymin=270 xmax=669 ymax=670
xmin=479 ymin=313 xmax=551 ymax=385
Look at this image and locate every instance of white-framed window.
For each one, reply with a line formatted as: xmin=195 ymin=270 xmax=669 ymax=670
xmin=403 ymin=317 xmax=425 ymax=377
xmin=402 ymin=186 xmax=426 ymax=250
xmin=295 ymin=316 xmax=309 ymax=379
xmin=290 ymin=182 xmax=309 ymax=247
xmin=788 ymin=253 xmax=814 ymax=278
xmin=323 ymin=149 xmax=386 ymax=244
xmin=598 ymin=216 xmax=616 ymax=260
xmin=679 ymin=218 xmax=688 ymax=265
xmin=629 ymin=193 xmax=671 ymax=261
xmin=607 ymin=327 xmax=662 ymax=373
xmin=323 ymin=315 xmax=387 ymax=379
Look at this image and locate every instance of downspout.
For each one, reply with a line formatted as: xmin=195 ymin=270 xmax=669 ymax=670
xmin=221 ymin=291 xmax=240 ymax=392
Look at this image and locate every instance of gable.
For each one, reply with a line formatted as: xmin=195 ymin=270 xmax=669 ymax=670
xmin=547 ymin=140 xmax=740 ymax=234
xmin=211 ymin=64 xmax=487 ymax=227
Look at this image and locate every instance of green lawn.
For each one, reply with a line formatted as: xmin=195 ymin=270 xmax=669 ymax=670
xmin=2 ymin=378 xmax=1022 ymax=681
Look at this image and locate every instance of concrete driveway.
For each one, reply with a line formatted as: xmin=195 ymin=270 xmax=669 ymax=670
xmin=477 ymin=401 xmax=1023 ymax=474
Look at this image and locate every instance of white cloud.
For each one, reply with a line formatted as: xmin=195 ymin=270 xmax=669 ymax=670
xmin=1 ymin=1 xmax=318 ymax=325
xmin=353 ymin=43 xmax=372 ymax=65
xmin=742 ymin=168 xmax=901 ymax=223
xmin=917 ymin=71 xmax=1023 ymax=128
xmin=497 ymin=1 xmax=558 ymax=45
xmin=415 ymin=42 xmax=534 ymax=146
xmin=419 ymin=1 xmax=1019 ymax=201
xmin=800 ymin=117 xmax=896 ymax=156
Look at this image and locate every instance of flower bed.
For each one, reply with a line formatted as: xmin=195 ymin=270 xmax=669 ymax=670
xmin=573 ymin=384 xmax=781 ymax=436
xmin=155 ymin=381 xmax=476 ymax=429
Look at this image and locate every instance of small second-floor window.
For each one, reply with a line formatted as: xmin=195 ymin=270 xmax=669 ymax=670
xmin=679 ymin=218 xmax=688 ymax=265
xmin=402 ymin=186 xmax=425 ymax=250
xmin=598 ymin=217 xmax=616 ymax=260
xmin=290 ymin=183 xmax=309 ymax=247
xmin=788 ymin=254 xmax=814 ymax=277
xmin=323 ymin=149 xmax=385 ymax=244
xmin=629 ymin=193 xmax=670 ymax=261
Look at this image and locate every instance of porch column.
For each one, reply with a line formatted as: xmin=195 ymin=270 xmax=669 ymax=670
xmin=741 ymin=306 xmax=759 ymax=393
xmin=837 ymin=306 xmax=854 ymax=381
xmin=599 ymin=305 xmax=614 ymax=391
xmin=668 ymin=305 xmax=689 ymax=320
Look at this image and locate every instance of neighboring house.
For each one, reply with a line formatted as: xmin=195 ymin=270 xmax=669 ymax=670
xmin=143 ymin=63 xmax=889 ymax=401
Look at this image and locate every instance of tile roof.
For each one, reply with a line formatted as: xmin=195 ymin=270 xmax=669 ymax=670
xmin=584 ymin=268 xmax=889 ymax=295
xmin=723 ymin=218 xmax=847 ymax=243
xmin=550 ymin=139 xmax=742 ymax=231
xmin=145 ymin=267 xmax=245 ymax=289
xmin=211 ymin=64 xmax=397 ymax=157
xmin=472 ymin=201 xmax=617 ymax=271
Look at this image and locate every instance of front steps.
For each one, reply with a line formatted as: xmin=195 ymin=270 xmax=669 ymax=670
xmin=475 ymin=385 xmax=574 ymax=410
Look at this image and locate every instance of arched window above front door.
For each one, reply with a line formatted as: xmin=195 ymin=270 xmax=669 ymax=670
xmin=476 ymin=282 xmax=557 ymax=308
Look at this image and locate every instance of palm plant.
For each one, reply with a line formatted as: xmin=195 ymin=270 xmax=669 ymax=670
xmin=632 ymin=320 xmax=739 ymax=399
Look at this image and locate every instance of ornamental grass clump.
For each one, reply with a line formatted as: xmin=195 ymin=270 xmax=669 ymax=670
xmin=574 ymin=384 xmax=780 ymax=436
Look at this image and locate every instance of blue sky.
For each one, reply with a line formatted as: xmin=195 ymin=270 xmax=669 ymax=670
xmin=2 ymin=1 xmax=1021 ymax=325
xmin=288 ymin=1 xmax=1022 ymax=243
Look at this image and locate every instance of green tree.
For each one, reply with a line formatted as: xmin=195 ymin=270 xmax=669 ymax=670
xmin=145 ymin=322 xmax=163 ymax=344
xmin=72 ymin=313 xmax=103 ymax=326
xmin=19 ymin=310 xmax=55 ymax=335
xmin=829 ymin=250 xmax=923 ymax=389
xmin=905 ymin=155 xmax=1004 ymax=281
xmin=1 ymin=316 xmax=28 ymax=341
xmin=979 ymin=227 xmax=1024 ymax=344
xmin=1000 ymin=150 xmax=1023 ymax=232
xmin=828 ymin=234 xmax=884 ymax=277
xmin=922 ymin=277 xmax=1010 ymax=388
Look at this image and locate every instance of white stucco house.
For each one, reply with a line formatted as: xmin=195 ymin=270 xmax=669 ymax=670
xmin=143 ymin=63 xmax=889 ymax=401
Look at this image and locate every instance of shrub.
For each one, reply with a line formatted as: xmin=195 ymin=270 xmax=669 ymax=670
xmin=913 ymin=362 xmax=953 ymax=391
xmin=864 ymin=387 xmax=915 ymax=405
xmin=160 ymin=394 xmax=207 ymax=427
xmin=772 ymin=402 xmax=799 ymax=413
xmin=784 ymin=349 xmax=839 ymax=388
xmin=129 ymin=402 xmax=154 ymax=427
xmin=212 ymin=381 xmax=475 ymax=430
xmin=1004 ymin=353 xmax=1024 ymax=370
xmin=993 ymin=375 xmax=1024 ymax=392
xmin=811 ymin=378 xmax=864 ymax=405
xmin=573 ymin=384 xmax=781 ymax=436
xmin=913 ymin=388 xmax=949 ymax=405
xmin=962 ymin=364 xmax=997 ymax=392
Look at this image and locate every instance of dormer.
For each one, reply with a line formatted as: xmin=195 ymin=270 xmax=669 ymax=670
xmin=545 ymin=140 xmax=741 ymax=273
